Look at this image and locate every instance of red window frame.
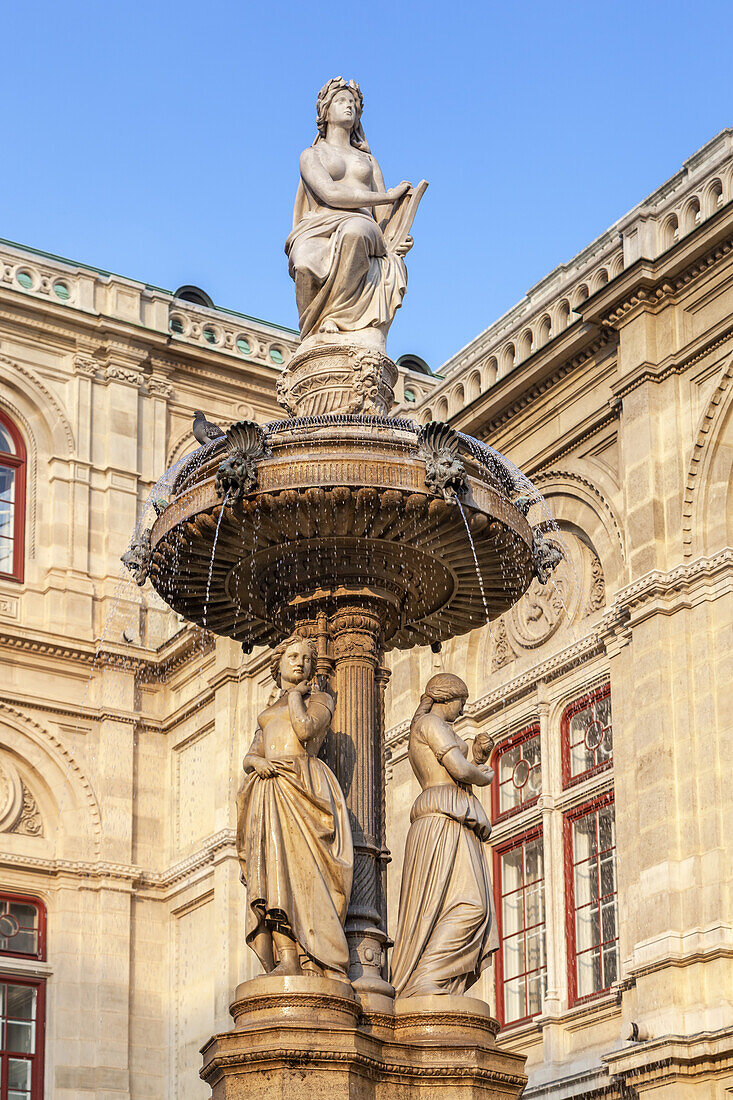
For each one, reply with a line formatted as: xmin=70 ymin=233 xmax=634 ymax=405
xmin=0 ymin=975 xmax=45 ymax=1100
xmin=0 ymin=897 xmax=46 ymax=963
xmin=564 ymin=792 xmax=618 ymax=1005
xmin=493 ymin=825 xmax=546 ymax=1026
xmin=491 ymin=725 xmax=541 ymax=823
xmin=560 ymin=684 xmax=612 ymax=788
xmin=0 ymin=411 xmax=26 ymax=585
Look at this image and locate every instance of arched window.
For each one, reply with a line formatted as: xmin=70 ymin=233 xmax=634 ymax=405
xmin=0 ymin=412 xmax=26 ymax=583
xmin=561 ymin=684 xmax=612 ymax=786
xmin=0 ymin=894 xmax=46 ymax=1100
xmin=491 ymin=725 xmax=541 ymax=821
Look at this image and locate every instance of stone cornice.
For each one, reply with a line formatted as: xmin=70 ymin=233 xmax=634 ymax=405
xmin=602 ymin=1027 xmax=733 ymax=1089
xmin=385 ymin=550 xmax=731 ymax=753
xmin=0 ymin=828 xmax=238 ymax=896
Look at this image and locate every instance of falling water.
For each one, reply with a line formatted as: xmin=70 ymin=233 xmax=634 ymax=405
xmin=203 ymin=492 xmax=230 ymax=629
xmin=457 ymin=500 xmax=492 ymax=625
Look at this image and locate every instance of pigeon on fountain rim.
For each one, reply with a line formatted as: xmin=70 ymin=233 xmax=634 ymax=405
xmin=192 ymin=410 xmax=225 ymax=445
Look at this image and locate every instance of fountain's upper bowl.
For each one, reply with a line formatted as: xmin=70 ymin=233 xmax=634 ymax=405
xmin=147 ymin=415 xmax=535 ymax=652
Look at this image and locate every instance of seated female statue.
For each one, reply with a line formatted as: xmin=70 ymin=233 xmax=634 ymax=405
xmin=236 ymin=633 xmax=353 ymax=978
xmin=285 ymin=76 xmax=413 ymax=343
xmin=390 ymin=673 xmax=498 ymax=998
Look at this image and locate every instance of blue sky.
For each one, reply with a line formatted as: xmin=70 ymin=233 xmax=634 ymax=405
xmin=2 ymin=1 xmax=730 ymax=366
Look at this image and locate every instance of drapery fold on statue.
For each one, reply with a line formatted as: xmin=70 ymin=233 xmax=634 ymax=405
xmin=285 ymin=182 xmax=407 ymax=339
xmin=390 ymin=784 xmax=499 ymax=997
xmin=236 ymin=751 xmax=353 ymax=974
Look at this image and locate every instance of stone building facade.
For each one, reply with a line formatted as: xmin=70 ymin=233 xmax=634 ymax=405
xmin=0 ymin=129 xmax=731 ymax=1099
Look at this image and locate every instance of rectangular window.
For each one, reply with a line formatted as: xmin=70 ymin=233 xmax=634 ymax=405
xmin=566 ymin=795 xmax=618 ymax=1002
xmin=492 ymin=726 xmax=541 ymax=821
xmin=562 ymin=685 xmax=612 ymax=786
xmin=494 ymin=828 xmax=547 ymax=1024
xmin=0 ymin=978 xmax=44 ymax=1100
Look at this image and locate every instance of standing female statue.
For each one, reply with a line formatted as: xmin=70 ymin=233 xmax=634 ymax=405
xmin=390 ymin=674 xmax=498 ymax=998
xmin=285 ymin=77 xmax=422 ymax=344
xmin=236 ymin=634 xmax=353 ymax=978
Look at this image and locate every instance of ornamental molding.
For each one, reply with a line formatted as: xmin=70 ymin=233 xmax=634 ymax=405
xmin=201 ymin=1048 xmax=525 ymax=1086
xmin=385 ymin=551 xmax=731 ymax=753
xmin=601 ymin=235 xmax=733 ymax=331
xmin=0 ymin=624 xmax=215 ymax=678
xmin=0 ymin=701 xmax=101 ymax=854
xmin=611 ymin=322 xmax=733 ymax=400
xmin=531 ymin=468 xmax=626 ymax=563
xmin=614 ymin=548 xmax=732 ymax=614
xmin=682 ymin=352 xmax=733 ymax=556
xmin=73 ymin=354 xmax=98 ymax=377
xmin=104 ymin=364 xmax=143 ymax=387
xmin=0 ymin=827 xmax=238 ymax=894
xmin=147 ymin=376 xmax=173 ymax=398
xmin=477 ymin=332 xmax=614 ymax=437
xmin=13 ymin=783 xmax=43 ymax=836
xmin=0 ymin=353 xmax=74 ymax=453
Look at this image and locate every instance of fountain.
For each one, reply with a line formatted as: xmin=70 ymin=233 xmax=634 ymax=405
xmin=125 ymin=76 xmax=561 ymax=1099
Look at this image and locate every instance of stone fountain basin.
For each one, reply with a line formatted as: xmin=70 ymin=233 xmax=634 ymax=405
xmin=148 ymin=419 xmax=534 ymax=651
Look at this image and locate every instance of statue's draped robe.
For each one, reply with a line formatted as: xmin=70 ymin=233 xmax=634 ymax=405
xmin=236 ymin=695 xmax=353 ymax=975
xmin=390 ymin=719 xmax=499 ymax=997
xmin=285 ymin=177 xmax=407 ymax=339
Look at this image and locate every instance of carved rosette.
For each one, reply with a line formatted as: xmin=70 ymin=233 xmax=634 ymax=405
xmin=277 ymin=343 xmax=398 ymax=418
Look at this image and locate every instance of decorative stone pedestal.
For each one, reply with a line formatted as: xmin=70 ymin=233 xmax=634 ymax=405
xmin=276 ymin=339 xmax=398 ymax=418
xmin=200 ymin=978 xmax=527 ymax=1099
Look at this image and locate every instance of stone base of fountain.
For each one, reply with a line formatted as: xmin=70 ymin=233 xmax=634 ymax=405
xmin=200 ymin=977 xmax=527 ymax=1099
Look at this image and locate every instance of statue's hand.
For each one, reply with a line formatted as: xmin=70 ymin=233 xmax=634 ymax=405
xmin=394 ymin=235 xmax=413 ymax=257
xmin=252 ymin=757 xmax=279 ymax=779
xmin=289 ymin=679 xmax=311 ymax=696
xmin=386 ymin=181 xmax=411 ymax=203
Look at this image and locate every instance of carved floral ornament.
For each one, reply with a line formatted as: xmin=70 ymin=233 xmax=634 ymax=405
xmin=493 ymin=531 xmax=606 ymax=669
xmin=0 ymin=757 xmax=43 ymax=836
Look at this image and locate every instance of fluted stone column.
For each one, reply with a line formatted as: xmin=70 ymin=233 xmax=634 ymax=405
xmin=330 ymin=604 xmax=392 ymax=999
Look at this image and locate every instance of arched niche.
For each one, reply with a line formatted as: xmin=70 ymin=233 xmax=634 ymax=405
xmin=532 ymin=465 xmax=626 ymax=594
xmin=0 ymin=705 xmax=101 ymax=862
